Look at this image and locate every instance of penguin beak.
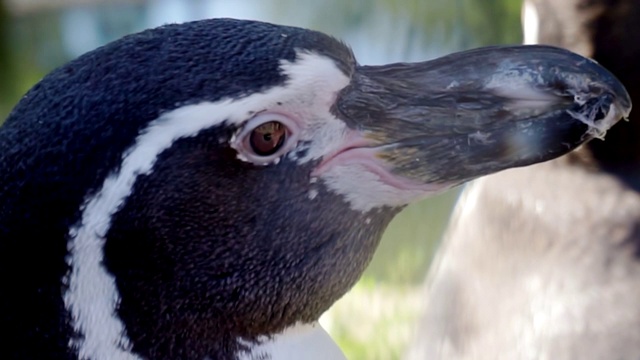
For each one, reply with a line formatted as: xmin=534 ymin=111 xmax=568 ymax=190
xmin=334 ymin=45 xmax=632 ymax=187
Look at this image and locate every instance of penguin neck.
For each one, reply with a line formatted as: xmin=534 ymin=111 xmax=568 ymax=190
xmin=64 ymin=138 xmax=399 ymax=359
xmin=99 ymin=200 xmax=395 ymax=359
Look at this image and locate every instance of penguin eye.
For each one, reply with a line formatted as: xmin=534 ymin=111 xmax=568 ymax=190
xmin=249 ymin=121 xmax=287 ymax=156
xmin=232 ymin=112 xmax=301 ymax=165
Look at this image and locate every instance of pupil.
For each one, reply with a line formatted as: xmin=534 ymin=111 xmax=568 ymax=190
xmin=248 ymin=121 xmax=287 ymax=156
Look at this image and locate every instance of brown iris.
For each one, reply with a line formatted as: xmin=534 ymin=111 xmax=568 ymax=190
xmin=249 ymin=121 xmax=287 ymax=156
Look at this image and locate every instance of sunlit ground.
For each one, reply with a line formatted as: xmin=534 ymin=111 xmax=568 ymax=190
xmin=322 ymin=281 xmax=423 ymax=359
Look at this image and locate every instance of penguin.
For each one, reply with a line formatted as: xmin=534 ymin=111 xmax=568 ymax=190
xmin=407 ymin=1 xmax=640 ymax=359
xmin=0 ymin=18 xmax=631 ymax=360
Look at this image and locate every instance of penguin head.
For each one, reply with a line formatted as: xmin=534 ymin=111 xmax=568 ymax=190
xmin=0 ymin=18 xmax=630 ymax=359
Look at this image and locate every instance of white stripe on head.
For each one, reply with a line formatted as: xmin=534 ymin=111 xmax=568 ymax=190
xmin=63 ymin=51 xmax=350 ymax=359
xmin=237 ymin=322 xmax=346 ymax=360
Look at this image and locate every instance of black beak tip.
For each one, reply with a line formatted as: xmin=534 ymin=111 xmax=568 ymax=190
xmin=533 ymin=45 xmax=632 ymax=148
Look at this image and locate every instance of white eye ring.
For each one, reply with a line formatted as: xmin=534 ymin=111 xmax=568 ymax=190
xmin=231 ymin=112 xmax=301 ymax=165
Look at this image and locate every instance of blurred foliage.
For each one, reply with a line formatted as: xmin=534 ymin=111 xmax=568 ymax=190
xmin=366 ymin=189 xmax=459 ymax=285
xmin=274 ymin=0 xmax=522 ymax=48
xmin=322 ymin=280 xmax=423 ymax=360
xmin=0 ymin=0 xmax=16 ymax=121
xmin=398 ymin=0 xmax=523 ymax=47
xmin=0 ymin=5 xmax=65 ymax=121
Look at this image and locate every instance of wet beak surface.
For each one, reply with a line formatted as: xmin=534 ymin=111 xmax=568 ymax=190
xmin=335 ymin=45 xmax=632 ymax=186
